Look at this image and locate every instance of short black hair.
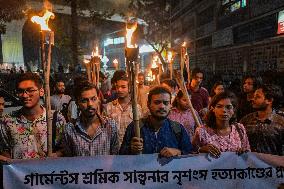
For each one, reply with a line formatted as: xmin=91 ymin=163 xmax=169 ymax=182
xmin=191 ymin=67 xmax=203 ymax=79
xmin=257 ymin=84 xmax=283 ymax=109
xmin=116 ymin=74 xmax=129 ymax=83
xmin=111 ymin=70 xmax=127 ymax=84
xmin=148 ymin=86 xmax=171 ymax=104
xmin=73 ymin=81 xmax=100 ymax=102
xmin=138 ymin=72 xmax=145 ymax=77
xmin=161 ymin=79 xmax=177 ymax=89
xmin=16 ymin=73 xmax=43 ymax=89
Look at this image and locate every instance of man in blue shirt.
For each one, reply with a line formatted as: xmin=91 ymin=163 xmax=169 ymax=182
xmin=120 ymin=86 xmax=193 ymax=157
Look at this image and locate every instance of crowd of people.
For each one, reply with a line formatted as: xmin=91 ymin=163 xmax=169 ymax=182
xmin=0 ymin=67 xmax=283 ymax=162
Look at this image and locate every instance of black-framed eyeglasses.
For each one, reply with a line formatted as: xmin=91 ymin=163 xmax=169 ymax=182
xmin=17 ymin=88 xmax=39 ymax=96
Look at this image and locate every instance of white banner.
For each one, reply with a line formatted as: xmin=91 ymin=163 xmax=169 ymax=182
xmin=3 ymin=152 xmax=284 ymax=189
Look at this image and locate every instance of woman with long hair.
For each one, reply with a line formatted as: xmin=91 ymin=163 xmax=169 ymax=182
xmin=192 ymin=91 xmax=250 ymax=158
xmin=168 ymin=90 xmax=202 ymax=140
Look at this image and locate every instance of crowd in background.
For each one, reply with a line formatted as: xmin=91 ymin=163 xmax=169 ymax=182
xmin=0 ymin=67 xmax=283 ymax=162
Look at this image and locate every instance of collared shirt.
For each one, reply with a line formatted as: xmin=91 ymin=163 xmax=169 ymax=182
xmin=192 ymin=123 xmax=251 ymax=152
xmin=51 ymin=94 xmax=71 ymax=111
xmin=168 ymin=107 xmax=202 ymax=140
xmin=187 ymin=86 xmax=209 ymax=113
xmin=0 ymin=107 xmax=66 ymax=159
xmin=60 ymin=116 xmax=119 ymax=156
xmin=119 ymin=118 xmax=193 ymax=155
xmin=105 ymin=99 xmax=142 ymax=146
xmin=137 ymin=85 xmax=150 ymax=116
xmin=240 ymin=112 xmax=284 ymax=155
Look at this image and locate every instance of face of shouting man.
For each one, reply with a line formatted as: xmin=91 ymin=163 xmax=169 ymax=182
xmin=148 ymin=93 xmax=171 ymax=121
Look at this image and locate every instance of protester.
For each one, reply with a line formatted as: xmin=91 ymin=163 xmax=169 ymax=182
xmin=105 ymin=74 xmax=142 ymax=146
xmin=0 ymin=96 xmax=5 ymax=117
xmin=240 ymin=84 xmax=284 ymax=155
xmin=0 ymin=73 xmax=66 ymax=160
xmin=168 ymin=90 xmax=202 ymax=140
xmin=237 ymin=75 xmax=262 ymax=120
xmin=105 ymin=70 xmax=126 ymax=103
xmin=187 ymin=68 xmax=209 ymax=118
xmin=58 ymin=81 xmax=119 ymax=156
xmin=192 ymin=91 xmax=250 ymax=158
xmin=50 ymin=79 xmax=72 ymax=111
xmin=209 ymin=81 xmax=225 ymax=102
xmin=137 ymin=72 xmax=150 ymax=116
xmin=120 ymin=86 xmax=193 ymax=157
xmin=161 ymin=79 xmax=179 ymax=103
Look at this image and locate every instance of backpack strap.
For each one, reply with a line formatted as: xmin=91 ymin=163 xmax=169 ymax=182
xmin=169 ymin=120 xmax=182 ymax=144
xmin=234 ymin=123 xmax=244 ymax=147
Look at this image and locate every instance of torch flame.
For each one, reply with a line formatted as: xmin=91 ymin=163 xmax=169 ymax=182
xmin=31 ymin=10 xmax=55 ymax=31
xmin=126 ymin=22 xmax=138 ymax=48
xmin=92 ymin=46 xmax=99 ymax=57
xmin=151 ymin=56 xmax=158 ymax=68
xmin=167 ymin=51 xmax=173 ymax=62
xmin=182 ymin=42 xmax=186 ymax=47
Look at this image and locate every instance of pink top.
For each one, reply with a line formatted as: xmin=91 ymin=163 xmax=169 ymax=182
xmin=192 ymin=123 xmax=251 ymax=152
xmin=168 ymin=108 xmax=201 ymax=140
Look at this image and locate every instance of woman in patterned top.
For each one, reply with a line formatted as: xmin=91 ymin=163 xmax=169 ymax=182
xmin=168 ymin=90 xmax=202 ymax=141
xmin=192 ymin=91 xmax=250 ymax=158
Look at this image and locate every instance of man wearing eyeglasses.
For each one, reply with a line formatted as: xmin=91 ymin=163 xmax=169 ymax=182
xmin=0 ymin=73 xmax=66 ymax=160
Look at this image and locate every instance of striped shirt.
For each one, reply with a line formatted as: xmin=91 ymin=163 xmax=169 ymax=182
xmin=60 ymin=116 xmax=119 ymax=156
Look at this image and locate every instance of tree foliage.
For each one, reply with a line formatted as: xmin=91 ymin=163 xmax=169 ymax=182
xmin=128 ymin=0 xmax=172 ymax=67
xmin=0 ymin=0 xmax=26 ymax=34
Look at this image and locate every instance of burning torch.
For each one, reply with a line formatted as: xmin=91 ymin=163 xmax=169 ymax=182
xmin=125 ymin=21 xmax=140 ymax=140
xmin=91 ymin=46 xmax=101 ymax=87
xmin=31 ymin=9 xmax=55 ymax=156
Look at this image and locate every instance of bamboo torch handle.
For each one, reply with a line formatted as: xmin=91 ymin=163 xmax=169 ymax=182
xmin=175 ymin=71 xmax=201 ymax=128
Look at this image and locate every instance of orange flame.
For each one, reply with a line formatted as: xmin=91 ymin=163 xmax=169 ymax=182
xmin=92 ymin=46 xmax=99 ymax=57
xmin=31 ymin=10 xmax=55 ymax=31
xmin=167 ymin=51 xmax=173 ymax=62
xmin=151 ymin=56 xmax=158 ymax=68
xmin=182 ymin=42 xmax=186 ymax=47
xmin=126 ymin=22 xmax=138 ymax=48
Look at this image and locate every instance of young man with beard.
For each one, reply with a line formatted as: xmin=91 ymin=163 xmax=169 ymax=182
xmin=120 ymin=86 xmax=192 ymax=157
xmin=187 ymin=68 xmax=209 ymax=118
xmin=58 ymin=81 xmax=119 ymax=156
xmin=0 ymin=73 xmax=66 ymax=160
xmin=105 ymin=75 xmax=142 ymax=146
xmin=240 ymin=84 xmax=284 ymax=155
xmin=51 ymin=79 xmax=71 ymax=111
xmin=237 ymin=75 xmax=262 ymax=120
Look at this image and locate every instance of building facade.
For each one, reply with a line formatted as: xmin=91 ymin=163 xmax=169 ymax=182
xmin=171 ymin=0 xmax=284 ymax=80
